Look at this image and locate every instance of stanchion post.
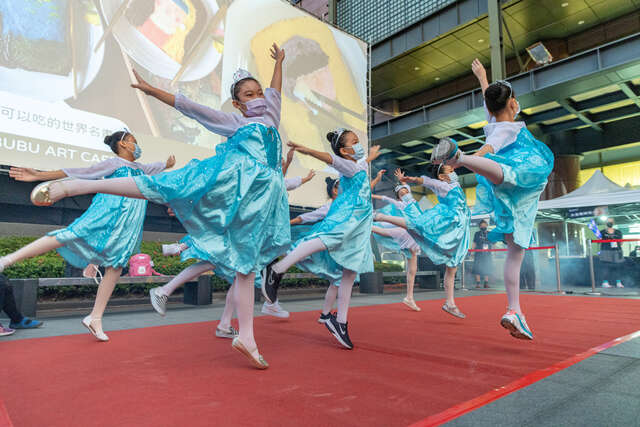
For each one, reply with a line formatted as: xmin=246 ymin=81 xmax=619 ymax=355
xmin=554 ymin=243 xmax=562 ymax=293
xmin=588 ymin=239 xmax=598 ymax=294
xmin=461 ymin=256 xmax=466 ymax=290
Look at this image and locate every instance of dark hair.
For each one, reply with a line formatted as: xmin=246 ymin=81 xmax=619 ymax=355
xmin=104 ymin=131 xmax=129 ymax=154
xmin=325 ymin=177 xmax=338 ymax=198
xmin=425 ymin=163 xmax=441 ymax=180
xmin=484 ymin=82 xmax=514 ymax=114
xmin=479 ymin=219 xmax=488 ymax=226
xmin=326 ymin=130 xmax=350 ymax=157
xmin=232 ymin=77 xmax=260 ymax=101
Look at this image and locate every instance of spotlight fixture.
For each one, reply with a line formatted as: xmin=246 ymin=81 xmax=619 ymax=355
xmin=526 ymin=41 xmax=553 ymax=65
xmin=414 ymin=66 xmax=420 ymax=71
xmin=435 ymin=76 xmax=440 ymax=81
xmin=561 ymin=2 xmax=569 ymax=7
xmin=578 ymin=20 xmax=585 ymax=25
xmin=477 ymin=38 xmax=484 ymax=43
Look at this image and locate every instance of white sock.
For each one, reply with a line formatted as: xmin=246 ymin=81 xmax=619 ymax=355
xmin=336 ymin=269 xmax=357 ymax=324
xmin=322 ymin=285 xmax=338 ymax=314
xmin=159 ymin=261 xmax=213 ymax=296
xmin=273 ymin=238 xmax=327 ymax=274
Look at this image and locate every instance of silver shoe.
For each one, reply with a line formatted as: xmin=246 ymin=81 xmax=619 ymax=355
xmin=442 ymin=303 xmax=466 ymax=319
xmin=215 ymin=325 xmax=238 ymax=339
xmin=149 ymin=287 xmax=168 ymax=317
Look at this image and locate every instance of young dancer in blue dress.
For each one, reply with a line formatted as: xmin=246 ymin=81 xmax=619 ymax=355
xmin=2 ymin=131 xmax=174 ymax=341
xmin=371 ymin=184 xmax=422 ymax=311
xmin=262 ymin=129 xmax=381 ymax=349
xmin=151 ymin=148 xmax=317 ymax=332
xmin=31 ymin=44 xmax=289 ymax=368
xmin=429 ymin=58 xmax=554 ymax=340
xmin=375 ymin=166 xmax=470 ymax=318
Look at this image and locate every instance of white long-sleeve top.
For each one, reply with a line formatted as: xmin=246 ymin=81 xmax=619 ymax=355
xmin=420 ymin=175 xmax=459 ymax=199
xmin=483 ymin=104 xmax=526 ymax=153
xmin=376 ymin=195 xmax=408 ymax=210
xmin=298 ymin=202 xmax=331 ymax=224
xmin=174 ymin=88 xmax=281 ymax=138
xmin=330 ymin=153 xmax=367 ymax=178
xmin=62 ymin=157 xmax=165 ymax=179
xmin=285 ymin=176 xmax=303 ymax=191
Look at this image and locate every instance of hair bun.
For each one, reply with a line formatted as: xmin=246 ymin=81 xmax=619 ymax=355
xmin=326 ymin=131 xmax=336 ymax=143
xmin=325 ymin=177 xmax=333 ymax=184
xmin=103 ymin=134 xmax=113 ymax=146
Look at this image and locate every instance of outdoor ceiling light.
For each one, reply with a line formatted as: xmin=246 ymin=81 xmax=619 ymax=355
xmin=526 ymin=42 xmax=553 ymax=65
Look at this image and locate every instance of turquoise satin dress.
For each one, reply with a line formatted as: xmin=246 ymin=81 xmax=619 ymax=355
xmin=474 ymin=128 xmax=554 ymax=248
xmin=403 ymin=186 xmax=470 ymax=268
xmin=134 ymin=123 xmax=290 ymax=283
xmin=49 ymin=166 xmax=147 ymax=268
xmin=291 ymin=169 xmax=374 ymax=281
xmin=373 ymin=204 xmax=415 ymax=259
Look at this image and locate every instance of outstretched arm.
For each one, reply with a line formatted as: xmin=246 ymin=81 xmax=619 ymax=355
xmin=282 ymin=147 xmax=295 ymax=176
xmin=395 ymin=168 xmax=423 ymax=185
xmin=301 ymin=169 xmax=316 ymax=185
xmin=370 ymin=169 xmax=386 ymax=189
xmin=471 ymin=58 xmax=489 ymax=95
xmin=473 ymin=144 xmax=494 ymax=157
xmin=131 ymin=69 xmax=175 ymax=107
xmin=366 ymin=145 xmax=382 ymax=163
xmin=372 ymin=225 xmax=394 ymax=237
xmin=270 ymin=43 xmax=285 ymax=93
xmin=9 ymin=167 xmax=66 ymax=182
xmin=287 ymin=141 xmax=333 ymax=165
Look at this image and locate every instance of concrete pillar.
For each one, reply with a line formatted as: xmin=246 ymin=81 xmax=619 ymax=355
xmin=488 ymin=0 xmax=505 ymax=81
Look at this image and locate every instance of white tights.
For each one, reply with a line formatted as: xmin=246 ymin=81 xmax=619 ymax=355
xmin=272 ymin=238 xmax=327 ymax=274
xmin=504 ymin=235 xmax=525 ymax=314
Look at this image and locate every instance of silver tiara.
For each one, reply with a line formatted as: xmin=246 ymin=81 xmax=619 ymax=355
xmin=394 ymin=184 xmax=410 ymax=194
xmin=331 ymin=128 xmax=347 ymax=146
xmin=230 ymin=69 xmax=253 ymax=98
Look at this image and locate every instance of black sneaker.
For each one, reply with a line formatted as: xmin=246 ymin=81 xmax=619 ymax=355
xmin=261 ymin=259 xmax=283 ymax=304
xmin=317 ymin=312 xmax=334 ymax=324
xmin=325 ymin=316 xmax=353 ymax=349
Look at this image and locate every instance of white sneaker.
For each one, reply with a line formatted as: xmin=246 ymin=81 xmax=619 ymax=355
xmin=500 ymin=310 xmax=533 ymax=340
xmin=162 ymin=243 xmax=185 ymax=256
xmin=261 ymin=301 xmax=290 ymax=319
xmin=602 ymin=282 xmax=612 ymax=288
xmin=149 ymin=287 xmax=168 ymax=316
xmin=616 ymin=281 xmax=624 ymax=288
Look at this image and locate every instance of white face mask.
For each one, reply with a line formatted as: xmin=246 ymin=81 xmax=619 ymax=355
xmin=447 ymin=172 xmax=459 ymax=183
xmin=350 ymin=143 xmax=365 ymax=160
xmin=513 ymin=100 xmax=521 ymax=120
xmin=401 ymin=193 xmax=414 ymax=204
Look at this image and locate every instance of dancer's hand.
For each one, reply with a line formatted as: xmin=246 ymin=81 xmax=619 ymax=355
xmin=9 ymin=167 xmax=41 ymax=182
xmin=394 ymin=168 xmax=407 ymax=182
xmin=287 ymin=141 xmax=303 ymax=152
xmin=367 ymin=145 xmax=381 ymax=162
xmin=302 ymin=169 xmax=316 ymax=184
xmin=165 ymin=155 xmax=176 ymax=169
xmin=471 ymin=58 xmax=489 ymax=93
xmin=131 ymin=69 xmax=155 ymax=95
xmin=270 ymin=43 xmax=285 ymax=63
xmin=376 ymin=169 xmax=386 ymax=179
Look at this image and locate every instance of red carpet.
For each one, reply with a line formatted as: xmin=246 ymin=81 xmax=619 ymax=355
xmin=1 ymin=294 xmax=640 ymax=427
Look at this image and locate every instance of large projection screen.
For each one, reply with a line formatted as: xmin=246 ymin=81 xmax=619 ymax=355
xmin=0 ymin=0 xmax=368 ymax=208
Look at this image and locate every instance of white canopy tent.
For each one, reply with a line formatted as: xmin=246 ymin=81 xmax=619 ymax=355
xmin=538 ymin=170 xmax=640 ymax=210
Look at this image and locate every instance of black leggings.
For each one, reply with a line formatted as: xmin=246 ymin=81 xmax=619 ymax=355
xmin=0 ymin=276 xmax=23 ymax=324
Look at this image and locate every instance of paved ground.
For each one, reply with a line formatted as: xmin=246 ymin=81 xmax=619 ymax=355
xmin=2 ymin=289 xmax=639 ymax=426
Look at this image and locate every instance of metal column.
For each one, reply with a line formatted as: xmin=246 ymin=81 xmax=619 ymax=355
xmin=328 ymin=0 xmax=337 ymax=25
xmin=488 ymin=0 xmax=506 ymax=81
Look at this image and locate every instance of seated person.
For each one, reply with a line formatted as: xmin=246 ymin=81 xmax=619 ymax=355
xmin=0 ymin=273 xmax=43 ymax=336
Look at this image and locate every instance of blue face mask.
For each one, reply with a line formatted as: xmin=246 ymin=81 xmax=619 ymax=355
xmin=351 ymin=143 xmax=365 ymax=160
xmin=133 ymin=144 xmax=142 ymax=160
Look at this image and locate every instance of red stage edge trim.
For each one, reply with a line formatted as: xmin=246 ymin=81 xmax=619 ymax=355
xmin=0 ymin=397 xmax=14 ymax=427
xmin=409 ymin=329 xmax=640 ymax=427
